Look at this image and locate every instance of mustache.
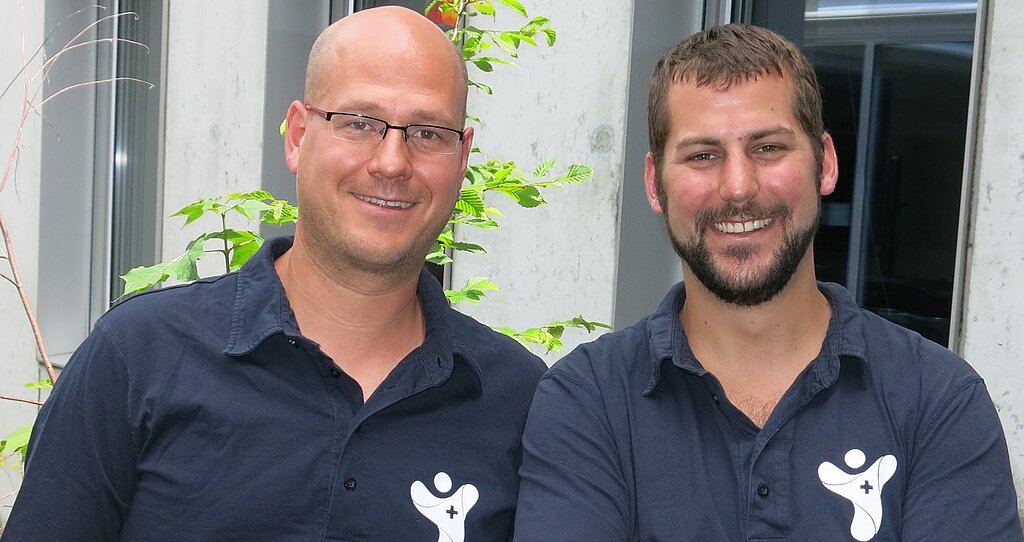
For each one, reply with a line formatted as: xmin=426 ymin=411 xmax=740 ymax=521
xmin=693 ymin=201 xmax=792 ymax=232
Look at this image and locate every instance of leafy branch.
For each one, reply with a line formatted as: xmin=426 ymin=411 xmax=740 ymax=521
xmin=120 ymin=191 xmax=297 ymax=296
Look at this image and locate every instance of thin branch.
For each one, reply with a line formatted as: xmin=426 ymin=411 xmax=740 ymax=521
xmin=0 ymin=394 xmax=44 ymax=407
xmin=29 ymin=36 xmax=151 ymax=87
xmin=0 ymin=209 xmax=57 ymax=383
xmin=0 ymin=95 xmax=29 ymax=194
xmin=0 ymin=488 xmax=18 ymax=502
xmin=0 ymin=4 xmax=106 ymax=102
xmin=0 ymin=271 xmax=16 ymax=287
xmin=221 ymin=216 xmax=231 ymax=272
xmin=29 ymin=76 xmax=154 ymax=113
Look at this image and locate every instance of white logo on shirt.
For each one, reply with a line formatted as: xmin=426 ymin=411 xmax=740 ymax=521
xmin=410 ymin=471 xmax=479 ymax=542
xmin=818 ymin=448 xmax=897 ymax=541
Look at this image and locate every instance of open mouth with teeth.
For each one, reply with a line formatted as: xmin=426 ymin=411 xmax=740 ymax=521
xmin=354 ymin=193 xmax=414 ymax=210
xmin=713 ymin=217 xmax=773 ymax=234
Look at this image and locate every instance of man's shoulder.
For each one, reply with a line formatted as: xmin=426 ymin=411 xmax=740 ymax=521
xmin=97 ymin=272 xmax=239 ymax=339
xmin=443 ymin=308 xmax=546 ymax=379
xmin=544 ymin=318 xmax=652 ymax=391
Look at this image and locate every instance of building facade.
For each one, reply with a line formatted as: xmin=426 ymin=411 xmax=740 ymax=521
xmin=1 ymin=0 xmax=1021 ymax=522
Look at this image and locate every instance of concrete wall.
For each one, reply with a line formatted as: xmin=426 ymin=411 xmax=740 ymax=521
xmin=0 ymin=0 xmax=46 ymax=522
xmin=451 ymin=0 xmax=632 ymax=363
xmin=161 ymin=1 xmax=268 ymax=275
xmin=960 ymin=0 xmax=1024 ymax=516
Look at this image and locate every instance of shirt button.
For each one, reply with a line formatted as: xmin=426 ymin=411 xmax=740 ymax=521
xmin=757 ymin=484 xmax=770 ymax=498
xmin=287 ymin=338 xmax=297 ymax=347
xmin=344 ymin=477 xmax=357 ymax=491
xmin=711 ymin=394 xmax=721 ymax=405
xmin=329 ymin=368 xmax=341 ymax=378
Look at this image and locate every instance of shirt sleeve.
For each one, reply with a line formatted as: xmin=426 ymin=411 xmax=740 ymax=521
xmin=513 ymin=366 xmax=632 ymax=541
xmin=2 ymin=321 xmax=138 ymax=541
xmin=901 ymin=380 xmax=1023 ymax=541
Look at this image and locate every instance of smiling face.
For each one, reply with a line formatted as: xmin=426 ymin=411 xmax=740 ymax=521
xmin=645 ymin=73 xmax=837 ymax=306
xmin=284 ymin=8 xmax=472 ymax=279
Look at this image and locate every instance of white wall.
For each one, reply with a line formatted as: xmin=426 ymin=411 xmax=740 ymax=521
xmin=0 ymin=0 xmax=46 ymax=522
xmin=161 ymin=1 xmax=269 ymax=273
xmin=960 ymin=0 xmax=1024 ymax=515
xmin=452 ymin=1 xmax=633 ymax=363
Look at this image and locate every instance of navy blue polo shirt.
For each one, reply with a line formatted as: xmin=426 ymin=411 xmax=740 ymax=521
xmin=514 ymin=282 xmax=1022 ymax=541
xmin=5 ymin=237 xmax=546 ymax=542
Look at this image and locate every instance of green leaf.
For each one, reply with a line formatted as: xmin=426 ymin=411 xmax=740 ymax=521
xmin=444 ymin=277 xmax=499 ymax=304
xmin=450 ymin=216 xmax=501 ymax=230
xmin=228 ymin=238 xmax=262 ymax=271
xmin=533 ymin=159 xmax=556 ymax=178
xmin=541 ymin=27 xmax=557 ymax=47
xmin=475 ymin=1 xmax=496 ymax=16
xmin=24 ymin=379 xmax=53 ymax=389
xmin=506 ymin=185 xmax=545 ymax=207
xmin=449 ymin=241 xmax=486 ymax=254
xmin=426 ymin=251 xmax=453 ymax=266
xmin=475 ymin=56 xmax=518 ymax=68
xmin=561 ymin=164 xmax=594 ymax=184
xmin=492 ymin=33 xmax=520 ymax=57
xmin=468 ymin=80 xmax=493 ymax=95
xmin=1 ymin=424 xmax=34 ymax=463
xmin=279 ymin=117 xmax=287 ymax=137
xmin=497 ymin=0 xmax=528 ymax=17
xmin=171 ymin=198 xmax=216 ymax=226
xmin=473 ymin=58 xmax=494 ymax=72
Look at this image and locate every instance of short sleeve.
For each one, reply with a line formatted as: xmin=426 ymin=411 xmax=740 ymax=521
xmin=513 ymin=366 xmax=632 ymax=541
xmin=2 ymin=321 xmax=138 ymax=541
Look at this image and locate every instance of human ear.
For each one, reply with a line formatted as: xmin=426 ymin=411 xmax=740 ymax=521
xmin=644 ymin=152 xmax=665 ymax=215
xmin=283 ymin=100 xmax=308 ymax=175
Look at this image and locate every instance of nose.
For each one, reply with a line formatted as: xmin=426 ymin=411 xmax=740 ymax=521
xmin=367 ymin=127 xmax=412 ymax=180
xmin=718 ymin=153 xmax=759 ymax=204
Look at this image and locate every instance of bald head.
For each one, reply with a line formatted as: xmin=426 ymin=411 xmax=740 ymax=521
xmin=303 ymin=6 xmax=468 ymax=117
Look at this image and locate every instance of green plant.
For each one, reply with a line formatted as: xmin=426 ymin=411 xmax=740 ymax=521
xmin=1 ymin=5 xmax=151 ymax=508
xmin=122 ymin=0 xmax=609 ymax=352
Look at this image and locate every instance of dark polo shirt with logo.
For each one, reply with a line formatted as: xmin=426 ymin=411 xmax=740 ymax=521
xmin=514 ymin=282 xmax=1022 ymax=541
xmin=6 ymin=237 xmax=546 ymax=541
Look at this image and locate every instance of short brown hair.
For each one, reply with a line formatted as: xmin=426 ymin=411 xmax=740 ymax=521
xmin=648 ymin=24 xmax=824 ymax=170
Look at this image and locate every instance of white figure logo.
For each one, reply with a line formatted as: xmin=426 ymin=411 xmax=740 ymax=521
xmin=410 ymin=471 xmax=479 ymax=542
xmin=818 ymin=449 xmax=897 ymax=541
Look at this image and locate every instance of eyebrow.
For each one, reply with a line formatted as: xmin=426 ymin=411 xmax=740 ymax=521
xmin=331 ymin=100 xmax=456 ymax=126
xmin=671 ymin=126 xmax=798 ymax=152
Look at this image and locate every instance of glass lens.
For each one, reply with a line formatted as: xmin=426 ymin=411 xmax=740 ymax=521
xmin=330 ymin=114 xmax=385 ymax=143
xmin=407 ymin=125 xmax=460 ymax=154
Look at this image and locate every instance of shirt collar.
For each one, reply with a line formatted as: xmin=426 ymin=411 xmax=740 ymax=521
xmin=643 ymin=281 xmax=869 ymax=395
xmin=222 ymin=237 xmax=470 ymax=390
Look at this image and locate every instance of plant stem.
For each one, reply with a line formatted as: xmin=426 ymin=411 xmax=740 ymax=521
xmin=0 ymin=210 xmax=57 ymax=384
xmin=220 ymin=214 xmax=230 ymax=272
xmin=0 ymin=394 xmax=44 ymax=407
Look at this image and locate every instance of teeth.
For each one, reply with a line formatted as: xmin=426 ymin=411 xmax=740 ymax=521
xmin=355 ymin=194 xmax=413 ymax=209
xmin=714 ymin=217 xmax=772 ymax=233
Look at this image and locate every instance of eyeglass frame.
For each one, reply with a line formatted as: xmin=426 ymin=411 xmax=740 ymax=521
xmin=304 ymin=104 xmax=465 ymax=155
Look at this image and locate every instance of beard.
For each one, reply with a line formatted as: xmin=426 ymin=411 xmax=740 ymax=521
xmin=298 ymin=178 xmax=455 ymax=279
xmin=663 ymin=197 xmax=820 ymax=307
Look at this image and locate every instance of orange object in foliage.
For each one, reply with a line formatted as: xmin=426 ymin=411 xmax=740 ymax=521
xmin=426 ymin=3 xmax=459 ymax=27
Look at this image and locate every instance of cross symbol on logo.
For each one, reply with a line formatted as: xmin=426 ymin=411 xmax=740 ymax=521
xmin=860 ymin=480 xmax=873 ymax=494
xmin=446 ymin=505 xmax=458 ymax=519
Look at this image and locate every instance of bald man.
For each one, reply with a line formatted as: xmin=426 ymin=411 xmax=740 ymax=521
xmin=4 ymin=7 xmax=544 ymax=541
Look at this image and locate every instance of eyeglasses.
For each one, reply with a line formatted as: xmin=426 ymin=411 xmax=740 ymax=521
xmin=305 ymin=104 xmax=465 ymax=155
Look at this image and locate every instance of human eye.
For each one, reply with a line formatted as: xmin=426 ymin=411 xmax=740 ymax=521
xmin=333 ymin=115 xmax=380 ymax=139
xmin=410 ymin=126 xmax=446 ymax=142
xmin=753 ymin=143 xmax=787 ymax=156
xmin=687 ymin=152 xmax=718 ymax=163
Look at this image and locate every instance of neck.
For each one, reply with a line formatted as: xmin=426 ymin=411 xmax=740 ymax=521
xmin=680 ymin=257 xmax=831 ymax=422
xmin=275 ymin=235 xmax=426 ymax=398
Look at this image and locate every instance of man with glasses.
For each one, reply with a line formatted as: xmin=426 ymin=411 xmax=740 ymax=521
xmin=4 ymin=7 xmax=544 ymax=541
xmin=513 ymin=24 xmax=1022 ymax=541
